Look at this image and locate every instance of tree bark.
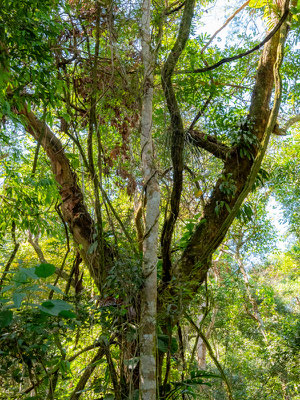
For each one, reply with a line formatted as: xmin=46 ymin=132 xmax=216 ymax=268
xmin=160 ymin=0 xmax=196 ymax=285
xmin=140 ymin=0 xmax=161 ymax=397
xmin=0 ymin=243 xmax=20 ymax=291
xmin=179 ymin=1 xmax=290 ymax=287
xmin=19 ymin=107 xmax=112 ymax=291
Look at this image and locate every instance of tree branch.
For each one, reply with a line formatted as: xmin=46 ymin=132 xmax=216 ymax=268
xmin=104 ymin=345 xmax=121 ymax=400
xmin=22 ymin=341 xmax=108 ymax=396
xmin=277 ymin=114 xmax=300 ymax=134
xmin=188 ymin=94 xmax=213 ymax=132
xmin=179 ymin=1 xmax=290 ymax=285
xmin=176 ymin=8 xmax=289 ymax=75
xmin=69 ymin=347 xmax=105 ymax=400
xmin=49 ymin=203 xmax=71 ymax=299
xmin=28 ymin=230 xmax=76 ymax=288
xmin=0 ymin=242 xmax=20 ymax=292
xmin=18 ymin=106 xmax=112 ymax=291
xmin=165 ymin=1 xmax=185 ymax=15
xmin=160 ymin=0 xmax=196 ymax=284
xmin=186 ymin=130 xmax=231 ymax=161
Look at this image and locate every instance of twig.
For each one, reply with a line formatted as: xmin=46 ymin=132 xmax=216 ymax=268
xmin=0 ymin=243 xmax=20 ymax=291
xmin=201 ymin=1 xmax=250 ymax=54
xmin=188 ymin=94 xmax=213 ymax=132
xmin=176 ymin=8 xmax=289 ymax=75
xmin=0 ymin=222 xmax=20 ymax=291
xmin=100 ymin=185 xmax=138 ymax=255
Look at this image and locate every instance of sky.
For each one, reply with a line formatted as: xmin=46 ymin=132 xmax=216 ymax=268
xmin=267 ymin=197 xmax=293 ymax=252
xmin=197 ymin=0 xmax=266 ymax=46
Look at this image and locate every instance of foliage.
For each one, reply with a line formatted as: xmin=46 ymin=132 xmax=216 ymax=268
xmin=0 ymin=0 xmax=299 ymax=398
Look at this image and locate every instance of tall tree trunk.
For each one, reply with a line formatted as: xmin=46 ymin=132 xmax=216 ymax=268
xmin=140 ymin=0 xmax=160 ymax=398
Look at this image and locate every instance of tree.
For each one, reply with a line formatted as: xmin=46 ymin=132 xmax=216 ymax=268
xmin=0 ymin=0 xmax=299 ymax=398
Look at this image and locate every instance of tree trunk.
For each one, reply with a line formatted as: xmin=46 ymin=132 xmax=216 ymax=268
xmin=140 ymin=0 xmax=160 ymax=397
xmin=19 ymin=107 xmax=113 ymax=291
xmin=178 ymin=0 xmax=290 ymax=289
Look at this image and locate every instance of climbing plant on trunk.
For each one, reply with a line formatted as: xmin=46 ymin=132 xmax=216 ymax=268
xmin=0 ymin=0 xmax=298 ymax=398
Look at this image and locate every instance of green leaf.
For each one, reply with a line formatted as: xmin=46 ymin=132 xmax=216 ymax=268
xmin=2 ymin=101 xmax=11 ymax=115
xmin=225 ymin=203 xmax=231 ymax=213
xmin=14 ymin=270 xmax=29 ymax=285
xmin=45 ymin=284 xmax=64 ymax=294
xmin=0 ymin=285 xmax=15 ymax=294
xmin=19 ymin=267 xmax=39 ymax=280
xmin=190 ymin=370 xmax=221 ymax=379
xmin=103 ymin=394 xmax=114 ymax=400
xmin=170 ymin=337 xmax=178 ymax=353
xmin=41 ymin=301 xmax=55 ymax=308
xmin=38 ymin=299 xmax=73 ymax=316
xmin=158 ymin=334 xmax=178 ymax=354
xmin=249 ymin=0 xmax=268 ymax=9
xmin=158 ymin=334 xmax=169 ymax=353
xmin=0 ymin=310 xmax=13 ymax=328
xmin=24 ymin=284 xmax=42 ymax=292
xmin=59 ymin=310 xmax=76 ymax=319
xmin=290 ymin=6 xmax=300 ymax=15
xmin=58 ymin=359 xmax=71 ymax=374
xmin=13 ymin=292 xmax=25 ymax=308
xmin=35 ymin=263 xmax=56 ymax=278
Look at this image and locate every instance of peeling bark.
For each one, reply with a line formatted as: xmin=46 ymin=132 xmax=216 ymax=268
xmin=195 ymin=313 xmax=207 ymax=370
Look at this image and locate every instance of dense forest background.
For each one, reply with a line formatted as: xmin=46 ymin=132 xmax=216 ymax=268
xmin=0 ymin=0 xmax=299 ymax=399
